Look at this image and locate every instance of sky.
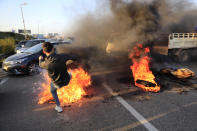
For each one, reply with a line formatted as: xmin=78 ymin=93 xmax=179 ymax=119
xmin=0 ymin=0 xmax=98 ymax=34
xmin=0 ymin=0 xmax=197 ymax=35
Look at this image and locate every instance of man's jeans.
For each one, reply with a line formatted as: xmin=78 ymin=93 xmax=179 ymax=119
xmin=50 ymin=83 xmax=60 ymax=106
xmin=50 ymin=73 xmax=72 ymax=106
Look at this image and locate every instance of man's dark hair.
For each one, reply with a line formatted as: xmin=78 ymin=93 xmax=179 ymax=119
xmin=42 ymin=42 xmax=53 ymax=53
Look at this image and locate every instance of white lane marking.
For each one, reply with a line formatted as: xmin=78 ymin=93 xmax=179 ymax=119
xmin=0 ymin=78 xmax=9 ymax=85
xmin=103 ymin=83 xmax=158 ymax=131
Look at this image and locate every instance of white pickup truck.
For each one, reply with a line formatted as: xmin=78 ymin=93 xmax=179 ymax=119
xmin=154 ymin=33 xmax=197 ymax=62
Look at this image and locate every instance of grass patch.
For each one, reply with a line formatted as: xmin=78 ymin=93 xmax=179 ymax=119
xmin=0 ymin=37 xmax=15 ymax=54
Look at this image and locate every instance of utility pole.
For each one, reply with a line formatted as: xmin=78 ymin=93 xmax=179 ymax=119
xmin=20 ymin=3 xmax=27 ymax=39
xmin=38 ymin=23 xmax=40 ymax=34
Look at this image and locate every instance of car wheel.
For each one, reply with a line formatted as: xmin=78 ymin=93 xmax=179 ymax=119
xmin=28 ymin=62 xmax=40 ymax=75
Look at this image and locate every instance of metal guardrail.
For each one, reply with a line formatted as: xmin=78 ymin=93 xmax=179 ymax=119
xmin=0 ymin=53 xmax=12 ymax=68
xmin=0 ymin=69 xmax=7 ymax=79
xmin=0 ymin=54 xmax=6 ymax=67
xmin=0 ymin=54 xmax=6 ymax=59
xmin=0 ymin=53 xmax=13 ymax=59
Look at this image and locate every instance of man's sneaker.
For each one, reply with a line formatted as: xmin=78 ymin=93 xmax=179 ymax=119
xmin=55 ymin=105 xmax=63 ymax=113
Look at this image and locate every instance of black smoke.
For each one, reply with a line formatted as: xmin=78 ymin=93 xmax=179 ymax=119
xmin=58 ymin=0 xmax=197 ymax=69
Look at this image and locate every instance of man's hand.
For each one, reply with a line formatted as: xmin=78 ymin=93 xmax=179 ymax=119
xmin=66 ymin=60 xmax=79 ymax=69
xmin=66 ymin=60 xmax=74 ymax=65
xmin=39 ymin=56 xmax=43 ymax=61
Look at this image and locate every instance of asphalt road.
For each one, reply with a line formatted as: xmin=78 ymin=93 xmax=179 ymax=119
xmin=1 ymin=61 xmax=197 ymax=131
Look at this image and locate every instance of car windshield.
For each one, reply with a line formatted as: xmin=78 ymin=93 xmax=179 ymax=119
xmin=17 ymin=41 xmax=27 ymax=47
xmin=24 ymin=40 xmax=44 ymax=48
xmin=24 ymin=43 xmax=42 ymax=54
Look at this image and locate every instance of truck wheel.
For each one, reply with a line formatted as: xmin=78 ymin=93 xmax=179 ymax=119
xmin=177 ymin=51 xmax=189 ymax=62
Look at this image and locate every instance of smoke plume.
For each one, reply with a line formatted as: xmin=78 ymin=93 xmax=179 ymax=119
xmin=66 ymin=0 xmax=197 ymax=47
xmin=58 ymin=0 xmax=197 ymax=69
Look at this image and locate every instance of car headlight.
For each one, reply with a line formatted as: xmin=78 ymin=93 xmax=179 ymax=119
xmin=10 ymin=58 xmax=28 ymax=64
xmin=16 ymin=50 xmax=21 ymax=53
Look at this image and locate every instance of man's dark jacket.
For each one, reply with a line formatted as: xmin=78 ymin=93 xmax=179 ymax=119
xmin=39 ymin=53 xmax=77 ymax=87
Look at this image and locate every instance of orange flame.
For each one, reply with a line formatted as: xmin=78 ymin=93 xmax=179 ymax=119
xmin=129 ymin=44 xmax=160 ymax=92
xmin=38 ymin=67 xmax=91 ymax=105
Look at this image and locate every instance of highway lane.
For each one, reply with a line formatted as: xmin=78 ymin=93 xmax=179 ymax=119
xmin=0 ymin=61 xmax=197 ymax=131
xmin=104 ymin=62 xmax=197 ymax=131
xmin=0 ymin=71 xmax=142 ymax=131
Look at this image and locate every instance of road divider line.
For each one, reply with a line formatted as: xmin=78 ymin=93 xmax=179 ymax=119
xmin=0 ymin=78 xmax=9 ymax=85
xmin=103 ymin=83 xmax=158 ymax=131
xmin=0 ymin=74 xmax=7 ymax=77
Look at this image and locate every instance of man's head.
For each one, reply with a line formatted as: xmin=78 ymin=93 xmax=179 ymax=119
xmin=42 ymin=42 xmax=54 ymax=55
